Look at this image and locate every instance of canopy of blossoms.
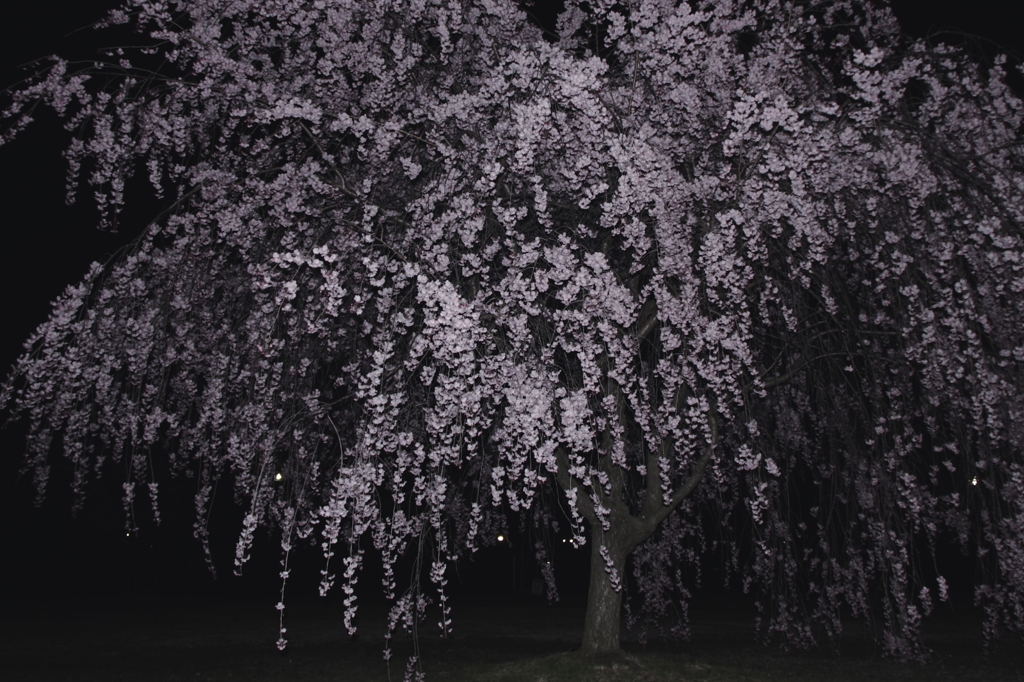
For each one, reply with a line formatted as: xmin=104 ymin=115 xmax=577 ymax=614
xmin=3 ymin=0 xmax=1023 ymax=664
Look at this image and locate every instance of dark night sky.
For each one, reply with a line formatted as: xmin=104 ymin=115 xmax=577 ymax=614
xmin=0 ymin=0 xmax=1021 ymax=607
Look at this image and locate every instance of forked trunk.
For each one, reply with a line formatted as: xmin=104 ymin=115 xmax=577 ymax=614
xmin=562 ymin=418 xmax=715 ymax=656
xmin=579 ymin=527 xmax=637 ymax=656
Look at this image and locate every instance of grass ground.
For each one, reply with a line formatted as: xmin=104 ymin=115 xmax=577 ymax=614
xmin=2 ymin=593 xmax=1022 ymax=681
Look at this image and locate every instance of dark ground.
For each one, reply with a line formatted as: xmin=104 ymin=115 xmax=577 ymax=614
xmin=2 ymin=589 xmax=1022 ymax=682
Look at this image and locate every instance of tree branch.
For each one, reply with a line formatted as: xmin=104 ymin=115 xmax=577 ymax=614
xmin=641 ymin=409 xmax=718 ymax=532
xmin=635 ymin=294 xmax=658 ymax=341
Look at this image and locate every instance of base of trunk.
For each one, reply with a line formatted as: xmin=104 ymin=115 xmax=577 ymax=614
xmin=567 ymin=650 xmax=643 ymax=670
xmin=579 ymin=533 xmax=631 ymax=656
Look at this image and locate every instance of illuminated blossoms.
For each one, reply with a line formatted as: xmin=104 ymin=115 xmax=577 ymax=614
xmin=3 ymin=0 xmax=1024 ymax=665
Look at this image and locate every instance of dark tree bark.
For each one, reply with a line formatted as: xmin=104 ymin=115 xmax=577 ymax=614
xmin=565 ymin=417 xmax=717 ymax=655
xmin=580 ymin=523 xmax=640 ymax=655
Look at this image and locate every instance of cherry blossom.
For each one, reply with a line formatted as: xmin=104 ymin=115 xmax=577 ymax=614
xmin=3 ymin=0 xmax=1024 ymax=671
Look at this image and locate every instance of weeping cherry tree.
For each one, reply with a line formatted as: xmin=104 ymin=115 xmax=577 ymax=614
xmin=3 ymin=0 xmax=1024 ymax=667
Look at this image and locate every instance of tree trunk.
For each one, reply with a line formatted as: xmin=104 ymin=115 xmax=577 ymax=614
xmin=580 ymin=527 xmax=637 ymax=656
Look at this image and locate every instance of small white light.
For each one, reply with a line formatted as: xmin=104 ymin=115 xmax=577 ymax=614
xmin=274 ymin=472 xmax=283 ymax=482
xmin=971 ymin=476 xmax=978 ymax=486
xmin=126 ymin=532 xmax=130 ymax=537
xmin=497 ymin=534 xmax=505 ymax=542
